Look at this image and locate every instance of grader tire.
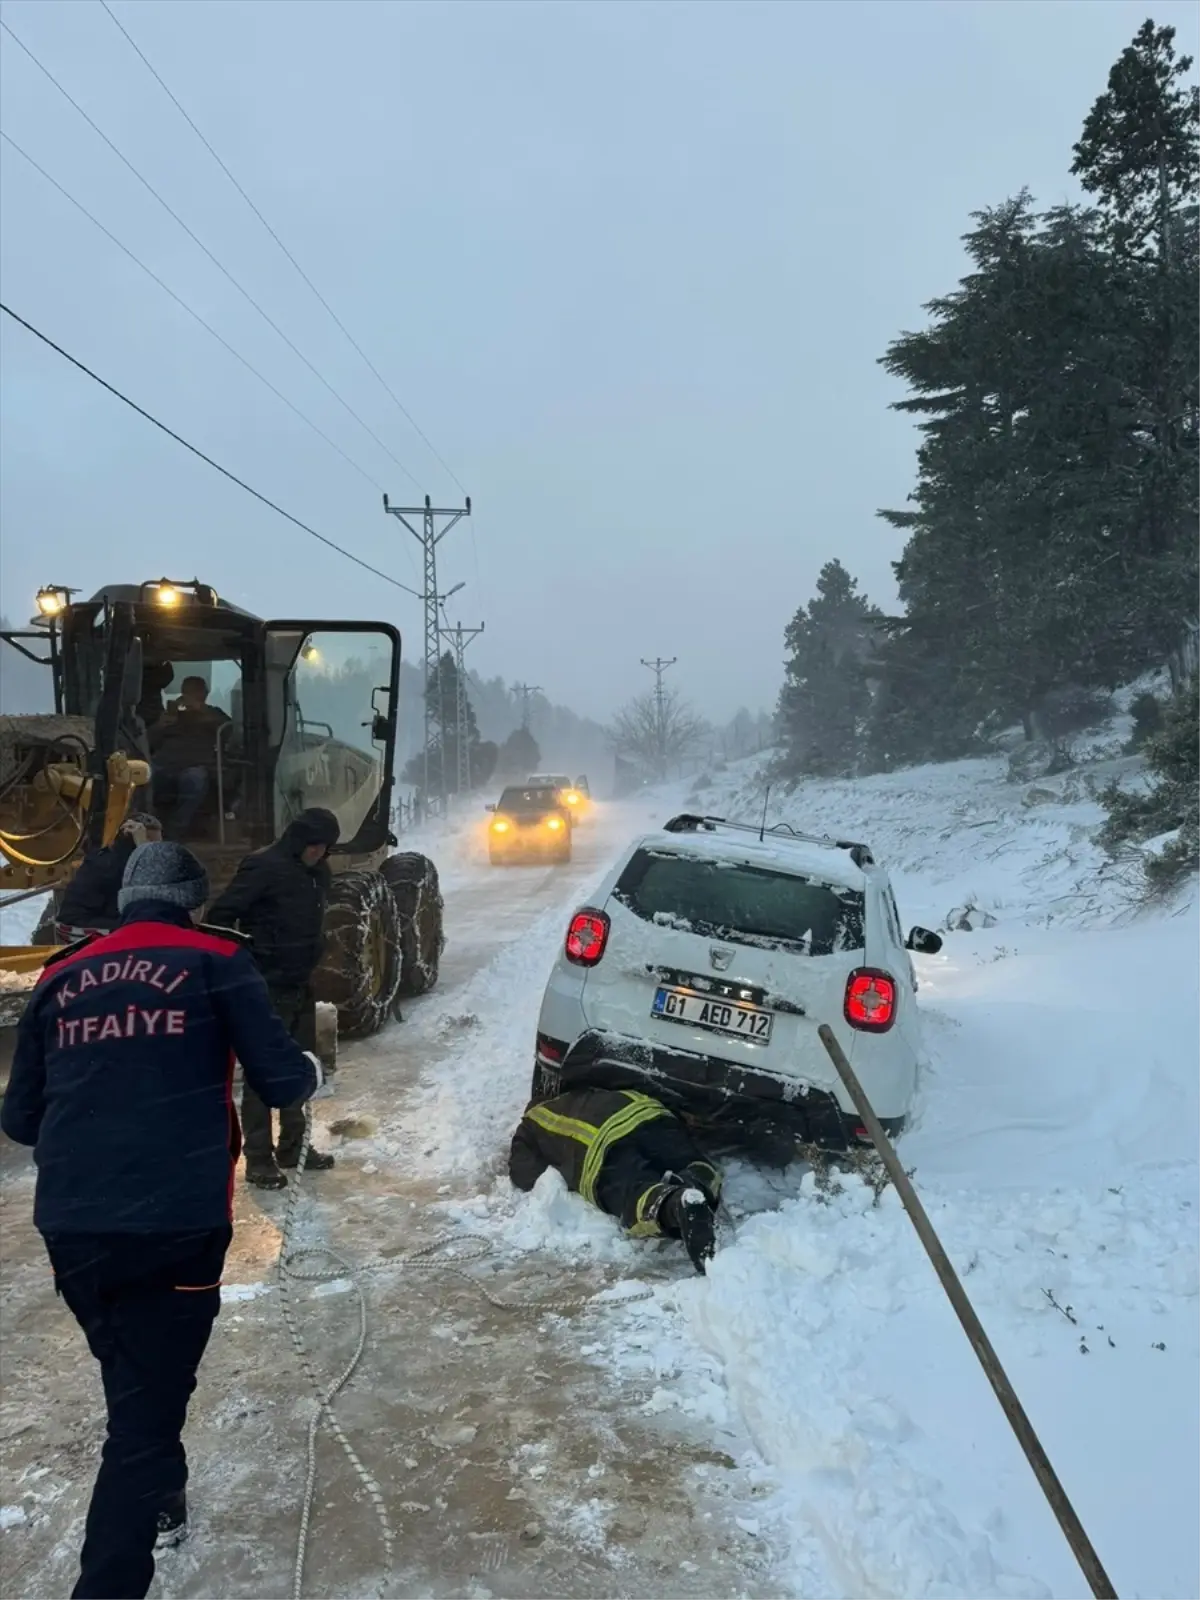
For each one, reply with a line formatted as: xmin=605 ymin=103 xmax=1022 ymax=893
xmin=312 ymin=869 xmax=401 ymax=1040
xmin=382 ymin=852 xmax=444 ymax=1000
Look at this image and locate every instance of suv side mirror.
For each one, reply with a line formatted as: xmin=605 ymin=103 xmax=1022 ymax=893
xmin=485 ymin=803 xmax=496 ymax=813
xmin=906 ymin=926 xmax=943 ymax=956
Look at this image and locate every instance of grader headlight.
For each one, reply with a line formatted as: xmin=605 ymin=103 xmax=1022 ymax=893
xmin=35 ymin=586 xmax=70 ymax=617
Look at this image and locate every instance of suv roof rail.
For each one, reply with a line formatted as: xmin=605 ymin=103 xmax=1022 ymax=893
xmin=661 ymin=812 xmax=875 ymax=867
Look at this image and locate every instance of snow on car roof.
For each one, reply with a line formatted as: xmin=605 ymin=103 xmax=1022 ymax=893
xmin=636 ymin=824 xmax=868 ymax=891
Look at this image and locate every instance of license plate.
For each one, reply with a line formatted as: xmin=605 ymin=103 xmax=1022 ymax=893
xmin=652 ymin=986 xmax=773 ymax=1042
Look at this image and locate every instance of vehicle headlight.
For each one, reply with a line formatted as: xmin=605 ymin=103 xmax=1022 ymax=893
xmin=565 ymin=791 xmax=580 ymax=805
xmin=546 ymin=816 xmax=563 ymax=831
xmin=491 ymin=819 xmax=510 ymax=833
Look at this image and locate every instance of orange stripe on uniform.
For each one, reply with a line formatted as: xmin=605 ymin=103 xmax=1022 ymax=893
xmin=174 ymin=1281 xmax=223 ymax=1291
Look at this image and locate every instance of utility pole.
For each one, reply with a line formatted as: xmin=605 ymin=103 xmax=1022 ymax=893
xmin=439 ymin=612 xmax=485 ymax=797
xmin=641 ymin=656 xmax=676 ymax=779
xmin=513 ymin=683 xmax=542 ymax=730
xmin=383 ymin=492 xmax=471 ymax=817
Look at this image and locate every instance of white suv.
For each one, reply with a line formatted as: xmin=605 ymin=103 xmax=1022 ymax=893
xmin=533 ymin=812 xmax=942 ymax=1150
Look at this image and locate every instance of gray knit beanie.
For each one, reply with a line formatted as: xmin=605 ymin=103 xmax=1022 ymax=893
xmin=118 ymin=841 xmax=209 ymax=912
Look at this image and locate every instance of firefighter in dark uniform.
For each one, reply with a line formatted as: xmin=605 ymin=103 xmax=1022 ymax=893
xmin=509 ymin=1084 xmax=722 ymax=1272
xmin=55 ymin=812 xmax=162 ymax=939
xmin=207 ymin=807 xmax=340 ymax=1188
xmin=1 ymin=842 xmax=320 ymax=1600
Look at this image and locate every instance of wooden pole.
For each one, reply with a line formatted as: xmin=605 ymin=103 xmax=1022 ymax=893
xmin=817 ymin=1023 xmax=1117 ymax=1600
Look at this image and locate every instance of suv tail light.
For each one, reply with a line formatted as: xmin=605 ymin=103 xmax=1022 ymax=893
xmin=844 ymin=969 xmax=897 ymax=1032
xmin=565 ymin=908 xmax=610 ymax=966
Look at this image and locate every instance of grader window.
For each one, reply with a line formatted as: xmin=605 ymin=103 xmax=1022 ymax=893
xmin=271 ymin=629 xmax=394 ymax=847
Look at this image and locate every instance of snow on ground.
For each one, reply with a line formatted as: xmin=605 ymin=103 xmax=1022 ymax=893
xmin=0 ymin=892 xmax=50 ymax=949
xmin=411 ymin=748 xmax=1198 ymax=1599
xmin=3 ymin=740 xmax=1194 ymax=1597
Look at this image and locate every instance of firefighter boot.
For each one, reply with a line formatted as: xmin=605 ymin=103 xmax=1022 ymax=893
xmin=663 ymin=1185 xmax=716 ymax=1274
xmin=155 ymin=1493 xmax=188 ymax=1551
xmin=244 ymin=1157 xmax=287 ymax=1190
xmin=277 ymin=1147 xmax=335 ymax=1172
xmin=275 ymin=1102 xmax=335 ymax=1171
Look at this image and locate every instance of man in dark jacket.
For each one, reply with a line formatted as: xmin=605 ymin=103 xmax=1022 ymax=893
xmin=150 ymin=676 xmax=232 ymax=838
xmin=55 ymin=813 xmax=162 ymax=939
xmin=207 ymin=808 xmax=340 ymax=1188
xmin=1 ymin=841 xmax=319 ymax=1600
xmin=509 ymin=1085 xmax=721 ymax=1272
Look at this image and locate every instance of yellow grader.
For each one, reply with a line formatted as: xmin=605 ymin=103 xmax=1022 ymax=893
xmin=0 ymin=578 xmax=443 ymax=1079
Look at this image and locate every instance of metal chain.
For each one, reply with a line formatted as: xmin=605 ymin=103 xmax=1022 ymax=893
xmin=275 ymin=1108 xmax=653 ymax=1598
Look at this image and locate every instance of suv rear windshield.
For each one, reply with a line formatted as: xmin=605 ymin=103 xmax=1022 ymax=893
xmin=499 ymin=787 xmax=561 ymax=812
xmin=614 ymin=848 xmax=865 ymax=955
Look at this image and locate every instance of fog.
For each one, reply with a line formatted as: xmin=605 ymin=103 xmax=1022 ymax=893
xmin=1 ymin=0 xmax=1195 ymax=727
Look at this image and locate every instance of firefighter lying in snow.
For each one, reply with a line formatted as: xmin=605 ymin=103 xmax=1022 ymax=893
xmin=508 ymin=1083 xmax=721 ymax=1273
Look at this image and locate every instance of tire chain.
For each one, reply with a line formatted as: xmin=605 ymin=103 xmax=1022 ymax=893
xmin=404 ymin=869 xmax=440 ymax=993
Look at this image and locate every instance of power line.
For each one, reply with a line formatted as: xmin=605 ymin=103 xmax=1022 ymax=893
xmin=512 ymin=684 xmax=543 ymax=729
xmin=0 ymin=128 xmax=388 ymax=497
xmin=384 ymin=499 xmax=472 ymax=816
xmin=439 ymin=614 xmax=485 ymax=795
xmin=0 ymin=14 xmax=425 ymax=493
xmin=641 ymin=656 xmax=677 ymax=782
xmin=0 ymin=300 xmax=421 ymax=599
xmin=97 ymin=0 xmax=468 ymax=500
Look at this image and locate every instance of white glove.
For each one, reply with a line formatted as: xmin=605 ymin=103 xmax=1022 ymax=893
xmin=303 ymin=1050 xmax=324 ymax=1094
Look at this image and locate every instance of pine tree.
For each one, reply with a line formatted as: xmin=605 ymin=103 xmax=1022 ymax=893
xmin=777 ymin=561 xmax=881 ymax=777
xmin=498 ymin=725 xmax=540 ymax=777
xmin=874 ymin=149 xmax=1195 ymax=754
xmin=1071 ymin=19 xmax=1198 ymax=620
xmin=401 ymin=651 xmax=486 ymax=795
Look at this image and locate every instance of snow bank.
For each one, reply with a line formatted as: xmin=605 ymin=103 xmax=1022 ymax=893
xmin=406 ymin=752 xmax=1198 ymax=1598
xmin=708 ymin=749 xmax=1139 ymax=935
xmin=405 ymin=898 xmax=599 ymax=1181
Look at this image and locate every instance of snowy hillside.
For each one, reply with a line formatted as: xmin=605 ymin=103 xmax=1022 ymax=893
xmin=403 ymin=742 xmax=1198 ymax=1599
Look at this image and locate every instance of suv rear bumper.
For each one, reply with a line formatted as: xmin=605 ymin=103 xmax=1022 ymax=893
xmin=536 ymin=1030 xmax=905 ymax=1153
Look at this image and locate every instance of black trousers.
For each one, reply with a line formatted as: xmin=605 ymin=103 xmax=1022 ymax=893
xmin=42 ymin=1226 xmax=232 ymax=1600
xmin=593 ymin=1119 xmax=721 ymax=1233
xmin=241 ymin=983 xmax=315 ymax=1163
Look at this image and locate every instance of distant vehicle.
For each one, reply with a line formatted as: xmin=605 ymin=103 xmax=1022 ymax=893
xmin=572 ymin=775 xmax=592 ymax=820
xmin=532 ymin=812 xmax=943 ymax=1152
xmin=527 ymin=772 xmax=590 ymax=823
xmin=487 ymin=785 xmax=573 ymax=865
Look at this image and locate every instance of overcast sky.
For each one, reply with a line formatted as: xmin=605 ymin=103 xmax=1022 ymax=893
xmin=1 ymin=0 xmax=1196 ymax=723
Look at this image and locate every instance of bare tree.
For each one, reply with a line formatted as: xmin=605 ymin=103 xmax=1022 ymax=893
xmin=607 ymin=686 xmax=708 ymax=781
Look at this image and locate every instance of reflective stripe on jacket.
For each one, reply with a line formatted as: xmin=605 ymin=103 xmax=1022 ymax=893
xmin=508 ymin=1087 xmax=673 ymax=1203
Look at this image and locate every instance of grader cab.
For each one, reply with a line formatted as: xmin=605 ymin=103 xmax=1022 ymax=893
xmin=0 ymin=578 xmax=443 ymax=1044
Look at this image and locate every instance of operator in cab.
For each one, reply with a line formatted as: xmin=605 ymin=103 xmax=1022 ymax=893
xmin=207 ymin=807 xmax=341 ymax=1189
xmin=1 ymin=842 xmax=321 ymax=1600
xmin=149 ymin=676 xmax=231 ymax=838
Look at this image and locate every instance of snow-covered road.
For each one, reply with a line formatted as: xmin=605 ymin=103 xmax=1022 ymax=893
xmin=2 ymin=769 xmax=1197 ymax=1600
